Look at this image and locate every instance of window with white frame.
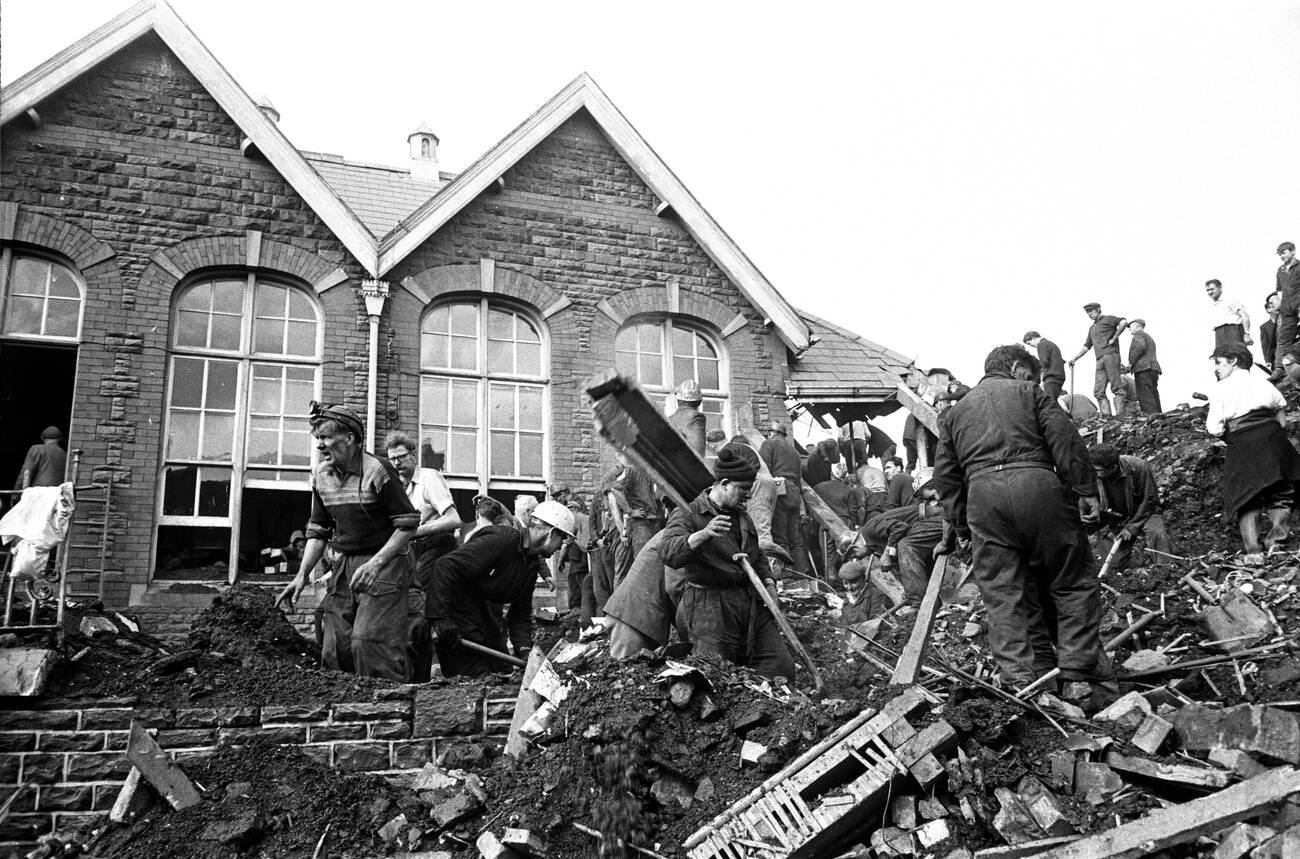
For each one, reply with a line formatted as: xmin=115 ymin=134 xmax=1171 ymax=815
xmin=0 ymin=250 xmax=84 ymax=341
xmin=156 ymin=274 xmax=320 ymax=580
xmin=419 ymin=299 xmax=548 ymax=495
xmin=615 ymin=318 xmax=729 ymax=435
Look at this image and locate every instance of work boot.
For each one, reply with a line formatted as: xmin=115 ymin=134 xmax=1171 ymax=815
xmin=1111 ymin=390 xmax=1127 ymax=419
xmin=1239 ymin=510 xmax=1265 ymax=565
xmin=1265 ymin=506 xmax=1292 ymax=554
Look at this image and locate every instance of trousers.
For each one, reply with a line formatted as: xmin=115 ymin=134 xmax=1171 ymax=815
xmin=1093 ymin=352 xmax=1123 ymax=416
xmin=896 ymin=517 xmax=945 ymax=605
xmin=320 ymin=549 xmax=413 ymax=682
xmin=1134 ymin=370 xmax=1162 ymax=413
xmin=966 ymin=468 xmax=1112 ymax=687
xmin=676 ymin=584 xmax=796 ymax=680
xmin=772 ymin=491 xmax=812 ymax=573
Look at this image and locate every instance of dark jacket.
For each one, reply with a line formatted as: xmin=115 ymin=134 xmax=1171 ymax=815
xmin=1127 ymin=330 xmax=1161 ymax=375
xmin=861 ymin=500 xmax=945 ymax=553
xmin=1097 ymin=455 xmax=1161 ymax=532
xmin=1262 ymin=318 xmax=1278 ymax=367
xmin=812 ymin=479 xmax=853 ymax=523
xmin=668 ymin=406 xmax=707 ymax=458
xmin=1084 ymin=315 xmax=1125 ymax=357
xmin=429 ymin=526 xmax=541 ymax=654
xmin=1036 ymin=338 xmax=1066 ymax=384
xmin=660 ymin=491 xmax=763 ymax=590
xmin=1278 ymin=260 xmax=1300 ymax=311
xmin=933 ymin=373 xmax=1097 ymax=533
xmin=759 ymin=435 xmax=803 ymax=483
xmin=886 ymin=472 xmax=915 ymax=509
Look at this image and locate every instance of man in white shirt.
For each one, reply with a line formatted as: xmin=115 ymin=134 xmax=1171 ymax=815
xmin=1205 ymin=279 xmax=1252 ymax=349
xmin=385 ymin=431 xmax=461 ymax=681
xmin=1206 ymin=344 xmax=1300 ymax=563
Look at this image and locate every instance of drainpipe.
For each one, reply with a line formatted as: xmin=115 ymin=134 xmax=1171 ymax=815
xmin=359 ymin=279 xmax=390 ymax=453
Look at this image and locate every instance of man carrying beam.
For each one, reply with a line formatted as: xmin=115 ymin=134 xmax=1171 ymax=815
xmin=661 ymin=443 xmax=796 ymax=679
xmin=933 ymin=346 xmax=1118 ymax=710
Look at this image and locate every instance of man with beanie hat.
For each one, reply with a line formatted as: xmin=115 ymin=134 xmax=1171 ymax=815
xmin=1068 ymin=303 xmax=1129 ymax=418
xmin=277 ymin=402 xmax=418 ymax=681
xmin=661 ymin=443 xmax=796 ymax=679
xmin=16 ymin=426 xmax=67 ymax=490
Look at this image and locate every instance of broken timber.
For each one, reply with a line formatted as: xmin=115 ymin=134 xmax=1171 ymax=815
xmin=890 ymin=555 xmax=949 ymax=685
xmin=1035 ymin=766 xmax=1300 ymax=859
xmin=504 ymin=647 xmax=547 ymax=758
xmin=125 ymin=721 xmax=201 ymax=810
xmin=801 ymin=486 xmax=905 ymax=606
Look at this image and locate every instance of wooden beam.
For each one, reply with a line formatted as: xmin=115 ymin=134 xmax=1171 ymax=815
xmin=1035 ymin=766 xmax=1300 ymax=859
xmin=896 ymin=383 xmax=940 ymax=437
xmin=126 ymin=721 xmax=201 ymax=810
xmin=890 ymin=555 xmax=948 ymax=685
xmin=505 ymin=648 xmax=547 ymax=759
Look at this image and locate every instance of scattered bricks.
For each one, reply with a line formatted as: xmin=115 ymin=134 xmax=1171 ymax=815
xmin=392 ymin=740 xmax=435 ymax=769
xmin=20 ymin=753 xmax=65 ymax=784
xmin=1217 ymin=705 xmax=1300 ymax=765
xmin=66 ymin=751 xmax=131 ymax=782
xmin=1131 ymin=713 xmax=1174 ymax=755
xmin=1016 ymin=776 xmax=1075 ymax=837
xmin=916 ymin=819 xmax=952 ymax=849
xmin=1093 ymin=690 xmax=1152 ymax=731
xmin=413 ymin=685 xmax=482 ymax=737
xmin=1072 ymin=762 xmax=1123 ymax=802
xmin=892 ymin=794 xmax=918 ymax=829
xmin=430 ymin=788 xmax=482 ymax=828
xmin=37 ymin=784 xmax=93 ymax=812
xmin=5 ymin=710 xmax=78 ymax=732
xmin=0 ymin=813 xmax=52 ymax=842
xmin=870 ymin=826 xmax=916 ymax=856
xmin=1169 ymin=704 xmax=1227 ymax=752
xmin=332 ymin=701 xmax=412 ymax=721
xmin=260 ymin=703 xmax=329 ymax=722
xmin=154 ymin=728 xmax=217 ymax=748
xmin=1046 ymin=751 xmax=1076 ymax=792
xmin=378 ymin=813 xmax=408 ymax=843
xmin=1208 ymin=748 xmax=1269 ymax=779
xmin=173 ymin=706 xmax=259 ymax=728
xmin=80 ymin=708 xmax=135 ymax=730
xmin=218 ymin=726 xmax=307 ymax=746
xmin=476 ymin=830 xmax=521 ymax=859
xmin=0 ymin=648 xmax=58 ymax=696
xmin=333 ymin=742 xmax=390 ymax=773
xmin=368 ymin=720 xmax=413 ymax=740
xmin=992 ymin=787 xmax=1047 ymax=846
xmin=502 ymin=827 xmax=548 ymax=856
xmin=308 ymin=724 xmax=368 ymax=742
xmin=0 ymin=733 xmax=36 ymax=753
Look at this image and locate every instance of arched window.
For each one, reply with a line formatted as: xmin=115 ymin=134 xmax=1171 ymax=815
xmin=615 ymin=318 xmax=729 ymax=435
xmin=157 ymin=273 xmax=321 ymax=581
xmin=0 ymin=251 xmax=84 ymax=341
xmin=419 ymin=298 xmax=548 ymax=495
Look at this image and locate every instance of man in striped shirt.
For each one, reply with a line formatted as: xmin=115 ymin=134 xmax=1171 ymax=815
xmin=277 ymin=403 xmax=418 ymax=681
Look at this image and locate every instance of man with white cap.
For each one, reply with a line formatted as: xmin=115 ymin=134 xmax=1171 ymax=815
xmin=669 ymin=379 xmax=708 ymax=458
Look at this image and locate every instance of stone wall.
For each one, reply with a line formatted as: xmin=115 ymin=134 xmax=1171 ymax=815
xmin=0 ymin=683 xmax=514 ymax=854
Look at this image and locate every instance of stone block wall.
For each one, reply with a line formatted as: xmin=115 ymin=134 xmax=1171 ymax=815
xmin=0 ymin=683 xmax=515 ymax=854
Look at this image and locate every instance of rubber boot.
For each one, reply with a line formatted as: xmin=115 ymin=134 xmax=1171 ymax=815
xmin=1239 ymin=510 xmax=1265 ymax=565
xmin=1097 ymin=396 xmax=1113 ymax=417
xmin=1111 ymin=389 xmax=1127 ymax=420
xmin=1265 ymin=506 xmax=1292 ymax=554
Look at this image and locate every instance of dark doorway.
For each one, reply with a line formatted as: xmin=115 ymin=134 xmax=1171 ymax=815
xmin=0 ymin=342 xmax=77 ymax=491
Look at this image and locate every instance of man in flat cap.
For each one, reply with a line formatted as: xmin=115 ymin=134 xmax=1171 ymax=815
xmin=16 ymin=426 xmax=67 ymax=490
xmin=1125 ymin=319 xmax=1162 ymax=413
xmin=1069 ymin=303 xmax=1129 ymax=418
xmin=278 ymin=402 xmax=418 ymax=681
xmin=661 ymin=443 xmax=795 ymax=678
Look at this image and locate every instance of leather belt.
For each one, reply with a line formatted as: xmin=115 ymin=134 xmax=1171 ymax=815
xmin=967 ymin=461 xmax=1053 ymax=480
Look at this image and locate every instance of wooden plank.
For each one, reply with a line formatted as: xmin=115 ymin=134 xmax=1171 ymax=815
xmin=1035 ymin=766 xmax=1300 ymax=859
xmin=504 ymin=648 xmax=547 ymax=759
xmin=896 ymin=383 xmax=940 ymax=437
xmin=125 ymin=721 xmax=201 ymax=810
xmin=890 ymin=555 xmax=948 ymax=685
xmin=1102 ymin=751 xmax=1230 ymax=791
xmin=801 ymin=486 xmax=855 ymax=544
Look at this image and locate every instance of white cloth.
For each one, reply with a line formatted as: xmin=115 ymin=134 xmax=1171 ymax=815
xmin=1209 ymin=294 xmax=1248 ymax=329
xmin=0 ymin=483 xmax=74 ymax=580
xmin=404 ymin=468 xmax=455 ymax=523
xmin=1206 ymin=368 xmax=1285 ymax=436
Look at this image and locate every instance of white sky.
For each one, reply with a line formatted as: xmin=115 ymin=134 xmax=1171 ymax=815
xmin=6 ymin=1 xmax=1300 ymax=438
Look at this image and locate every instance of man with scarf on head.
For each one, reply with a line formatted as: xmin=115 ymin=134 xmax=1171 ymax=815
xmin=661 ymin=443 xmax=796 ymax=679
xmin=277 ymin=403 xmax=418 ymax=681
xmin=1206 ymin=343 xmax=1300 ymax=563
xmin=933 ymin=345 xmax=1118 ymax=711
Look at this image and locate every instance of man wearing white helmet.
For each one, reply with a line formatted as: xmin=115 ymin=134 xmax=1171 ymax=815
xmin=428 ymin=499 xmax=575 ymax=676
xmin=669 ymin=379 xmax=707 ymax=457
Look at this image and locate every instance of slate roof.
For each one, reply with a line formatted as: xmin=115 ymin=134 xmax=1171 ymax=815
xmin=787 ymin=310 xmax=917 ymax=419
xmin=303 ymin=152 xmax=445 ymax=239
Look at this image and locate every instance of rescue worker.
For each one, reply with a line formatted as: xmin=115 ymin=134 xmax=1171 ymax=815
xmin=276 ymin=403 xmax=417 ymax=681
xmin=1068 ymin=303 xmax=1129 ymax=418
xmin=862 ymin=481 xmax=947 ymax=609
xmin=16 ymin=426 xmax=67 ymax=490
xmin=1023 ymin=331 xmax=1067 ymax=402
xmin=759 ymin=419 xmax=812 ymax=575
xmin=1088 ymin=444 xmax=1172 ymax=572
xmin=384 ymin=431 xmax=461 ymax=683
xmin=669 ymin=379 xmax=708 ymax=457
xmin=1206 ymin=343 xmax=1300 ymax=562
xmin=883 ymin=456 xmax=915 ymax=508
xmin=934 ymin=346 xmax=1117 ymax=707
xmin=428 ymin=499 xmax=575 ymax=675
xmin=661 ymin=443 xmax=796 ymax=679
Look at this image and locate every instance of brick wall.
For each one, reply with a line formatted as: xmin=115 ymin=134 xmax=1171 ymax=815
xmin=0 ymin=683 xmax=515 ymax=854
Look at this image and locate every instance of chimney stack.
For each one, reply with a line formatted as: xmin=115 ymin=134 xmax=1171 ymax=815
xmin=408 ymin=122 xmax=440 ymax=181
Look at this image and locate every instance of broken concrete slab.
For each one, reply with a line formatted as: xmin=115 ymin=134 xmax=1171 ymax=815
xmin=126 ymin=721 xmax=201 ymax=811
xmin=992 ymin=787 xmax=1048 ymax=846
xmin=0 ymin=647 xmax=57 ymax=696
xmin=891 ymin=794 xmax=918 ymax=829
xmin=1211 ymin=822 xmax=1276 ymax=859
xmin=1130 ymin=713 xmax=1174 ymax=755
xmin=1219 ymin=705 xmax=1300 ymax=765
xmin=430 ymin=790 xmax=482 ymax=829
xmin=475 ymin=831 xmax=523 ymax=859
xmin=1103 ymin=752 xmax=1231 ymax=791
xmin=1093 ymin=690 xmax=1152 ymax=731
xmin=739 ymin=740 xmax=767 ymax=765
xmin=917 ymin=818 xmax=951 ymax=848
xmin=378 ymin=813 xmax=408 ymax=844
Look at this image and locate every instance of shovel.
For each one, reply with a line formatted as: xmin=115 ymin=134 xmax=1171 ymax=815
xmin=734 ymin=553 xmax=824 ymax=694
xmin=1180 ymin=572 xmax=1276 ymax=652
xmin=1097 ymin=537 xmax=1124 ymax=579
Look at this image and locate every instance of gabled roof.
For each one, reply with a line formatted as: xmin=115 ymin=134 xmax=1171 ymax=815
xmin=378 ymin=74 xmax=813 ymax=353
xmin=787 ymin=310 xmax=916 ymax=419
xmin=303 ymin=152 xmax=445 ymax=239
xmin=0 ymin=0 xmax=379 ymax=273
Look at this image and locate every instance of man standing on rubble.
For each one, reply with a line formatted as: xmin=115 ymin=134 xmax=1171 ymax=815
xmin=934 ymin=346 xmax=1117 ymax=706
xmin=1206 ymin=343 xmax=1300 ymax=563
xmin=669 ymin=379 xmax=708 ymax=458
xmin=1023 ymin=332 xmax=1066 ymax=403
xmin=277 ymin=403 xmax=418 ymax=681
xmin=883 ymin=456 xmax=915 ymax=508
xmin=1206 ymin=279 xmax=1252 ymax=348
xmin=760 ymin=419 xmax=813 ymax=575
xmin=1069 ymin=303 xmax=1128 ymax=418
xmin=1125 ymin=319 xmax=1162 ymax=414
xmin=1275 ymin=243 xmax=1300 ymax=377
xmin=428 ymin=499 xmax=575 ymax=675
xmin=1262 ymin=292 xmax=1281 ymax=375
xmin=1088 ymin=444 xmax=1172 ymax=571
xmin=662 ymin=443 xmax=796 ymax=679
